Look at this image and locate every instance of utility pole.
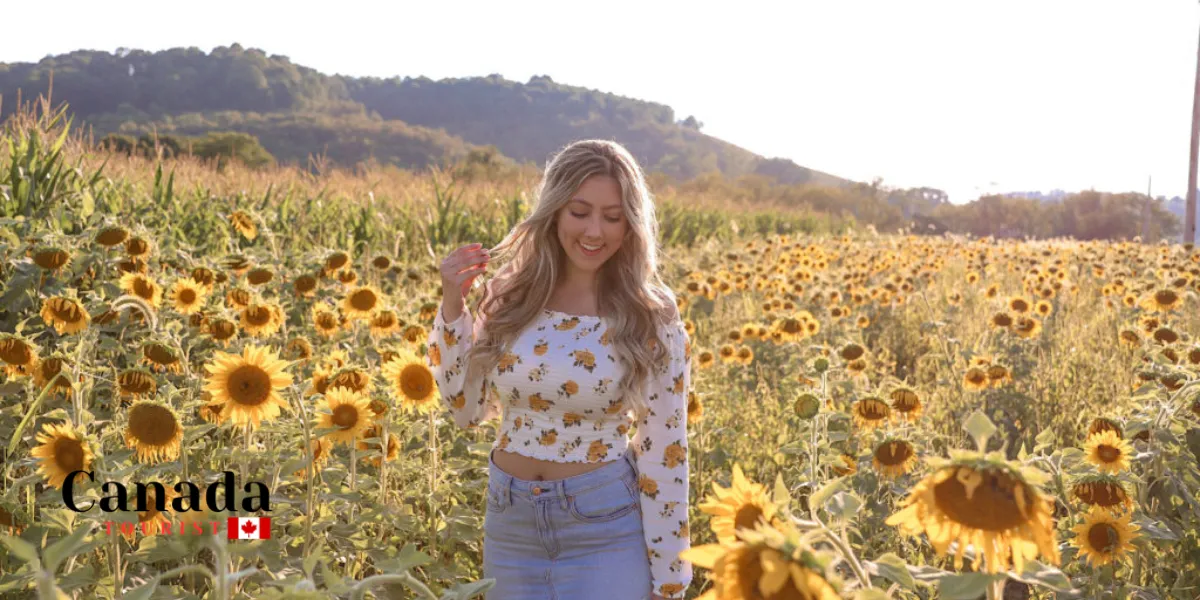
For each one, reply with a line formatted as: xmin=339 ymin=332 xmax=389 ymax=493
xmin=1187 ymin=3 xmax=1200 ymax=245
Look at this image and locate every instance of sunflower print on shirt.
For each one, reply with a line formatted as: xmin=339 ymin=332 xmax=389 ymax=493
xmin=428 ymin=307 xmax=694 ymax=598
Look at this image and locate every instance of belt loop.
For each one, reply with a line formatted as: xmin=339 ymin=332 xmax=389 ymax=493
xmin=555 ymin=480 xmax=568 ymax=511
xmin=505 ymin=471 xmax=513 ymax=508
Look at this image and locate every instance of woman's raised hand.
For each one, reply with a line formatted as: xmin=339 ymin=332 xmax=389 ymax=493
xmin=438 ymin=243 xmax=490 ymax=320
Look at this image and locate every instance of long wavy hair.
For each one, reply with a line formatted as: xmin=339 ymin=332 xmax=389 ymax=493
xmin=461 ymin=139 xmax=678 ymax=422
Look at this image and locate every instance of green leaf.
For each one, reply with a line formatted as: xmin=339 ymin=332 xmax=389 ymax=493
xmin=937 ymin=573 xmax=1002 ymax=599
xmin=1034 ymin=428 xmax=1057 ymax=452
xmin=964 ymin=410 xmax=997 ymax=451
xmin=121 ymin=579 xmax=159 ymax=600
xmin=772 ymin=472 xmax=791 ymax=510
xmin=869 ymin=552 xmax=915 ymax=590
xmin=854 ymin=590 xmax=890 ymax=600
xmin=829 ymin=491 xmax=861 ymax=522
xmin=1011 ymin=559 xmax=1077 ymax=593
xmin=0 ymin=534 xmax=40 ymax=565
xmin=809 ymin=478 xmax=845 ymax=513
xmin=43 ymin=522 xmax=93 ymax=573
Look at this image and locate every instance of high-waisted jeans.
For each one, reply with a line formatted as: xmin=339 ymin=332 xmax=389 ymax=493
xmin=483 ymin=447 xmax=653 ymax=600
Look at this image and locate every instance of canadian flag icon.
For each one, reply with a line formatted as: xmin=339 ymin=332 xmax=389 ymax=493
xmin=227 ymin=517 xmax=271 ymax=540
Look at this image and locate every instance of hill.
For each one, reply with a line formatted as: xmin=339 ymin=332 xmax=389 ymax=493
xmin=0 ymin=44 xmax=851 ymax=186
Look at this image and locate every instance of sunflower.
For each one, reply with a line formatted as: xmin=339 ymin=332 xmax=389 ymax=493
xmin=986 ymin=364 xmax=1013 ymax=388
xmin=886 ymin=457 xmax=1060 ymax=573
xmin=124 ymin=400 xmax=184 ymax=463
xmin=1007 ymin=296 xmax=1031 ymax=314
xmin=1072 ymin=507 xmax=1139 ymax=567
xmin=136 ymin=341 xmax=181 ymax=374
xmin=0 ymin=333 xmax=40 ymax=378
xmin=990 ymin=312 xmax=1014 ymax=330
xmin=1140 ymin=288 xmax=1181 ymax=312
xmin=735 ymin=345 xmax=754 ymax=366
xmin=33 ymin=354 xmax=74 ymax=397
xmin=118 ymin=272 xmax=163 ymax=309
xmin=873 ymin=439 xmax=918 ymax=479
xmin=1088 ymin=418 xmax=1122 ymax=439
xmin=1152 ymin=326 xmax=1179 ymax=345
xmin=324 ymin=250 xmax=350 ymax=273
xmin=95 ymin=225 xmax=130 ymax=248
xmin=1012 ymin=316 xmax=1043 ymax=339
xmin=246 ymin=267 xmax=273 ymax=286
xmin=1083 ymin=430 xmax=1133 ymax=474
xmin=697 ymin=350 xmax=716 ymax=369
xmin=793 ymin=393 xmax=821 ymax=420
xmin=719 ymin=344 xmax=737 ymax=364
xmin=771 ymin=316 xmax=808 ymax=343
xmin=382 ymin=349 xmax=439 ymax=412
xmin=285 ymin=337 xmax=314 ymax=362
xmin=229 ymin=210 xmax=258 ymax=241
xmin=338 ymin=269 xmax=360 ymax=286
xmin=328 ymin=366 xmax=373 ymax=395
xmin=204 ymin=317 xmax=238 ymax=346
xmin=963 ymin=367 xmax=990 ymax=391
xmin=342 ymin=285 xmax=383 ymax=321
xmin=357 ymin=425 xmax=401 ymax=468
xmin=125 ymin=236 xmax=152 ymax=258
xmin=887 ymin=387 xmax=921 ymax=422
xmin=852 ymin=397 xmax=890 ymax=429
xmin=202 ymin=345 xmax=294 ymax=430
xmin=31 ymin=422 xmax=95 ymax=489
xmin=240 ymin=302 xmax=284 ymax=338
xmin=293 ymin=274 xmax=318 ymax=298
xmin=295 ymin=438 xmax=331 ymax=478
xmin=1034 ymin=300 xmax=1053 ymax=317
xmin=31 ymin=245 xmax=71 ymax=272
xmin=116 ymin=367 xmax=157 ymax=400
xmin=315 ymin=387 xmax=375 ymax=447
xmin=125 ymin=485 xmax=176 ymax=542
xmin=1118 ymin=329 xmax=1141 ymax=348
xmin=687 ymin=391 xmax=704 ymax=425
xmin=679 ymin=519 xmax=842 ymax=600
xmin=370 ymin=309 xmax=401 ymax=338
xmin=312 ymin=305 xmax=342 ymax=338
xmin=839 ymin=343 xmax=865 ymax=362
xmin=168 ymin=278 xmax=208 ymax=315
xmin=1072 ymin=474 xmax=1134 ymax=513
xmin=40 ymin=296 xmax=90 ymax=335
xmin=696 ymin=463 xmax=783 ymax=546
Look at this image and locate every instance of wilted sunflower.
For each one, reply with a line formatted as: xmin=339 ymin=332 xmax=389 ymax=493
xmin=124 ymin=236 xmax=152 ymax=258
xmin=794 ymin=393 xmax=821 ymax=420
xmin=886 ymin=456 xmax=1060 ymax=573
xmin=285 ymin=337 xmax=314 ymax=362
xmin=167 ymin=278 xmax=207 ymax=315
xmin=293 ymin=274 xmax=318 ymax=298
xmin=229 ymin=210 xmax=258 ymax=241
xmin=328 ymin=366 xmax=373 ymax=395
xmin=832 ymin=453 xmax=858 ymax=477
xmin=124 ymin=400 xmax=184 ymax=463
xmin=873 ymin=439 xmax=918 ymax=479
xmin=33 ymin=354 xmax=74 ymax=397
xmin=839 ymin=343 xmax=865 ymax=362
xmin=294 ymin=438 xmax=331 ymax=478
xmin=312 ymin=305 xmax=343 ymax=338
xmin=117 ymin=367 xmax=157 ymax=400
xmin=338 ymin=269 xmax=359 ymax=286
xmin=681 ymin=518 xmax=842 ymax=600
xmin=696 ymin=463 xmax=782 ymax=546
xmin=852 ymin=397 xmax=890 ymax=429
xmin=1083 ymin=430 xmax=1133 ymax=474
xmin=118 ymin=272 xmax=163 ymax=309
xmin=962 ymin=367 xmax=990 ymax=392
xmin=342 ymin=285 xmax=383 ymax=321
xmin=1088 ymin=417 xmax=1122 ymax=439
xmin=139 ymin=341 xmax=183 ymax=374
xmin=1140 ymin=288 xmax=1181 ymax=312
xmin=246 ymin=267 xmax=273 ymax=286
xmin=94 ymin=225 xmax=130 ymax=248
xmin=240 ymin=302 xmax=284 ymax=338
xmin=687 ymin=391 xmax=704 ymax=424
xmin=316 ymin=387 xmax=375 ymax=447
xmin=324 ymin=250 xmax=350 ymax=273
xmin=204 ymin=317 xmax=238 ymax=346
xmin=382 ymin=349 xmax=439 ymax=412
xmin=40 ymin=296 xmax=90 ymax=335
xmin=31 ymin=422 xmax=95 ymax=489
xmin=1072 ymin=474 xmax=1134 ymax=513
xmin=988 ymin=311 xmax=1014 ymax=330
xmin=0 ymin=333 xmax=39 ymax=378
xmin=889 ymin=386 xmax=922 ymax=421
xmin=31 ymin=245 xmax=72 ymax=272
xmin=225 ymin=287 xmax=252 ymax=310
xmin=203 ymin=345 xmax=294 ymax=430
xmin=1072 ymin=507 xmax=1139 ymax=567
xmin=357 ymin=425 xmax=401 ymax=468
xmin=1151 ymin=326 xmax=1180 ymax=345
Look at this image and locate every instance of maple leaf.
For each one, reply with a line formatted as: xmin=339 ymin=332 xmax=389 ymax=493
xmin=241 ymin=520 xmax=257 ymax=535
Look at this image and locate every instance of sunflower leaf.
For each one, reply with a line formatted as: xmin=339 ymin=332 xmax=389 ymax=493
xmin=43 ymin=521 xmax=94 ymax=573
xmin=0 ymin=534 xmax=39 ymax=565
xmin=809 ymin=478 xmax=845 ymax=513
xmin=867 ymin=552 xmax=916 ymax=590
xmin=963 ymin=410 xmax=997 ymax=452
xmin=935 ymin=573 xmax=1003 ymax=599
xmin=772 ymin=472 xmax=790 ymax=511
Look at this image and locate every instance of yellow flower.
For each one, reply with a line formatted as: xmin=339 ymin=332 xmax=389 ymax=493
xmin=168 ymin=278 xmax=208 ymax=315
xmin=697 ymin=464 xmax=782 ymax=546
xmin=886 ymin=460 xmax=1059 ymax=574
xmin=889 ymin=386 xmax=922 ymax=421
xmin=679 ymin=519 xmax=842 ymax=600
xmin=963 ymin=367 xmax=990 ymax=391
xmin=203 ymin=345 xmax=294 ymax=430
xmin=342 ymin=285 xmax=384 ymax=321
xmin=315 ymin=387 xmax=375 ymax=447
xmin=382 ymin=348 xmax=438 ymax=412
xmin=31 ymin=422 xmax=95 ymax=490
xmin=872 ymin=439 xmax=918 ymax=479
xmin=1083 ymin=430 xmax=1133 ymax=474
xmin=1071 ymin=507 xmax=1139 ymax=567
xmin=119 ymin=272 xmax=163 ymax=309
xmin=40 ymin=296 xmax=90 ymax=335
xmin=852 ymin=397 xmax=890 ymax=430
xmin=229 ymin=210 xmax=258 ymax=240
xmin=124 ymin=401 xmax=184 ymax=463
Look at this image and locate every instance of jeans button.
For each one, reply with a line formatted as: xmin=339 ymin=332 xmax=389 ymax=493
xmin=532 ymin=486 xmax=542 ymax=495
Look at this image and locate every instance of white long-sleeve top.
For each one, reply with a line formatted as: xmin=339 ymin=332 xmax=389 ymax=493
xmin=426 ymin=304 xmax=693 ymax=598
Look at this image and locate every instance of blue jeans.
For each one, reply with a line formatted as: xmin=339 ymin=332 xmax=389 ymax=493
xmin=483 ymin=447 xmax=653 ymax=600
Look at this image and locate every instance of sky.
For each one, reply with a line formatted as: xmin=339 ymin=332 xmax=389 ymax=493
xmin=3 ymin=0 xmax=1200 ymax=204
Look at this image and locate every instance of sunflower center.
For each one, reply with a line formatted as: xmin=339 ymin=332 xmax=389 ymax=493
xmin=857 ymin=400 xmax=889 ymax=420
xmin=374 ymin=312 xmax=396 ymax=327
xmin=120 ymin=371 xmax=154 ymax=394
xmin=733 ymin=504 xmax=765 ymax=532
xmin=1087 ymin=523 xmax=1119 ymax=553
xmin=350 ymin=289 xmax=377 ymax=311
xmin=210 ymin=320 xmax=236 ymax=340
xmin=54 ymin=437 xmax=85 ymax=472
xmin=875 ymin=441 xmax=914 ymax=466
xmin=1154 ymin=290 xmax=1178 ymax=306
xmin=129 ymin=404 xmax=179 ymax=445
xmin=144 ymin=344 xmax=178 ymax=366
xmin=0 ymin=340 xmax=33 ymax=365
xmin=1075 ymin=482 xmax=1126 ymax=507
xmin=332 ymin=404 xmax=359 ymax=429
xmin=246 ymin=306 xmax=272 ymax=326
xmin=841 ymin=345 xmax=865 ymax=361
xmin=50 ymin=299 xmax=83 ymax=322
xmin=1097 ymin=445 xmax=1121 ymax=463
xmin=398 ymin=364 xmax=433 ymax=399
xmin=932 ymin=467 xmax=1035 ymax=532
xmin=781 ymin=319 xmax=803 ymax=334
xmin=179 ymin=289 xmax=197 ymax=304
xmin=892 ymin=392 xmax=920 ymax=412
xmin=228 ymin=365 xmax=272 ymax=406
xmin=132 ymin=278 xmax=155 ymax=300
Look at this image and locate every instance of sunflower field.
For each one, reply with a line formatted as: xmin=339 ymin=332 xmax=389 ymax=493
xmin=2 ymin=99 xmax=1200 ymax=600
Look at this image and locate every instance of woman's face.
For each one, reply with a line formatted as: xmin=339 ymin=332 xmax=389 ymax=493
xmin=556 ymin=174 xmax=628 ymax=276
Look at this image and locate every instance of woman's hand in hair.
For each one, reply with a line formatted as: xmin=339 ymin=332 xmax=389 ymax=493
xmin=438 ymin=242 xmax=489 ymax=321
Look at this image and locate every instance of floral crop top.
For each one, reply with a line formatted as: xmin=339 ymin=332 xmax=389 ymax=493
xmin=426 ymin=303 xmax=694 ymax=598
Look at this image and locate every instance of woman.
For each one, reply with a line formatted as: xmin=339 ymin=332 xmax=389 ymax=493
xmin=427 ymin=140 xmax=693 ymax=599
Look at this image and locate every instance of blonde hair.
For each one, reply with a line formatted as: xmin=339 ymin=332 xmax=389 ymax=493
xmin=462 ymin=139 xmax=679 ymax=422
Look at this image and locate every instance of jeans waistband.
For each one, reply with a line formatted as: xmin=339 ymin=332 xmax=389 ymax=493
xmin=488 ymin=446 xmax=639 ymax=506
